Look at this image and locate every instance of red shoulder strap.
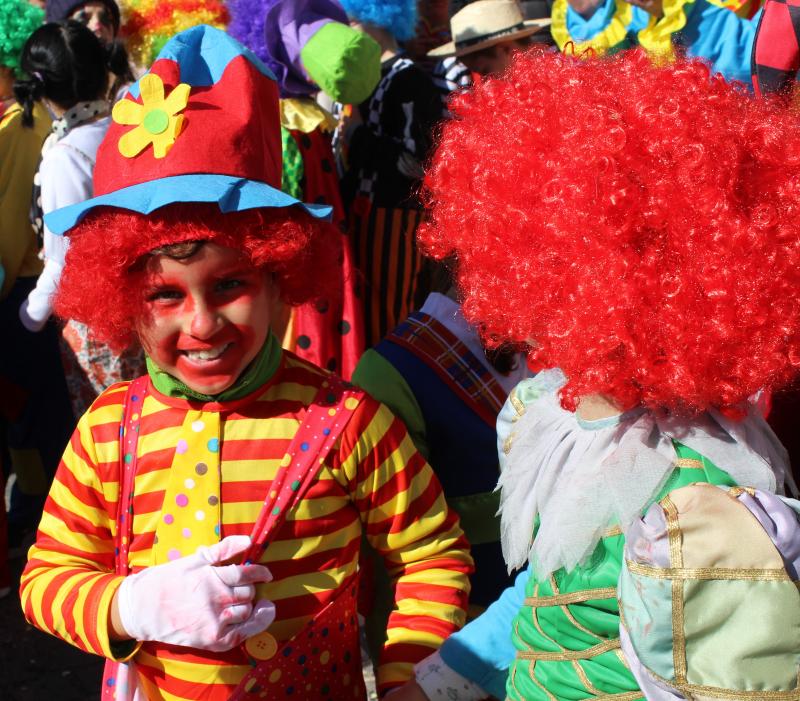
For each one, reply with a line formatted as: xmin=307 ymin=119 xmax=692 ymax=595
xmin=240 ymin=375 xmax=364 ymax=564
xmin=115 ymin=375 xmax=149 ymax=576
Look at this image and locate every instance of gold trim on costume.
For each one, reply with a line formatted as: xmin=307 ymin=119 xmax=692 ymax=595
xmin=728 ymin=486 xmax=757 ymax=498
xmin=528 ymin=585 xmax=564 ymax=651
xmin=509 ymin=388 xmax=525 ymax=416
xmin=603 ymin=525 xmax=623 ymax=538
xmin=524 ymin=583 xmax=607 ymax=695
xmin=661 ymin=495 xmax=687 ymax=684
xmin=662 ymin=495 xmax=683 ymax=568
xmin=615 ymin=648 xmax=631 ymax=670
xmin=626 ymin=562 xmax=794 ymax=581
xmin=516 ymin=638 xmax=621 ymax=661
xmin=647 ymin=667 xmax=800 ymax=699
xmin=673 ymin=458 xmax=705 ymax=470
xmin=523 ymin=661 xmax=558 ymax=701
xmin=510 ymin=614 xmax=557 ymax=701
xmin=549 ymin=576 xmax=607 ymax=642
xmin=523 ymin=587 xmax=617 ymax=608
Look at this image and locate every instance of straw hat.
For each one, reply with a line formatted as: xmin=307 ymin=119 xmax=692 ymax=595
xmin=428 ymin=0 xmax=551 ymax=58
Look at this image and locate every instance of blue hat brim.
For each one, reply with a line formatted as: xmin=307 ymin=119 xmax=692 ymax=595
xmin=44 ymin=174 xmax=333 ymax=235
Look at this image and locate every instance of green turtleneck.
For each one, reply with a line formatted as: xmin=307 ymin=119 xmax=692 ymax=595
xmin=145 ymin=333 xmax=282 ymax=402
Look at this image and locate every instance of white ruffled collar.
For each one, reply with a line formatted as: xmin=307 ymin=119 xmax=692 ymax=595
xmin=497 ymin=369 xmax=792 ymax=578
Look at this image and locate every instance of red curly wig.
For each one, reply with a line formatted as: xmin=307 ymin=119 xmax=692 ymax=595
xmin=55 ymin=203 xmax=342 ymax=351
xmin=420 ymin=49 xmax=800 ymax=414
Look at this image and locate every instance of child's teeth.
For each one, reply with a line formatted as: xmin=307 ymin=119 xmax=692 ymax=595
xmin=186 ymin=344 xmax=229 ymax=361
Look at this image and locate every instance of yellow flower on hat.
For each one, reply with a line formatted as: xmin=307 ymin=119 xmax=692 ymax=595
xmin=112 ymin=73 xmax=190 ymax=159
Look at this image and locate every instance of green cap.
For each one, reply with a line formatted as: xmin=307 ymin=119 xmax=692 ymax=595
xmin=300 ymin=22 xmax=381 ymax=104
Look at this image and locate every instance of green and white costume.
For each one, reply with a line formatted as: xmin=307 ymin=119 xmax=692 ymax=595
xmin=414 ymin=370 xmax=793 ymax=700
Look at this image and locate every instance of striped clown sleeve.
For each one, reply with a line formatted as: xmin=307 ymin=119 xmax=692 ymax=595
xmin=333 ymin=396 xmax=474 ymax=696
xmin=20 ymin=385 xmax=137 ymax=661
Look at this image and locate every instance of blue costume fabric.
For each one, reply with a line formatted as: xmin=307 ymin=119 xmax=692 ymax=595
xmin=565 ymin=0 xmax=759 ymax=84
xmin=371 ymin=335 xmax=515 ymax=609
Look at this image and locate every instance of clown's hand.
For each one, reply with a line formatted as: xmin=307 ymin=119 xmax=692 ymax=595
xmin=116 ymin=535 xmax=275 ymax=651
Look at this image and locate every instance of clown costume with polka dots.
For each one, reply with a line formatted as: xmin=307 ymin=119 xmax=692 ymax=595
xmin=228 ymin=0 xmax=379 ymax=380
xmin=19 ymin=26 xmax=473 ymax=701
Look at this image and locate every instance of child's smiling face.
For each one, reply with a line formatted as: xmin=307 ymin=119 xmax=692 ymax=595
xmin=137 ymin=242 xmax=277 ymax=396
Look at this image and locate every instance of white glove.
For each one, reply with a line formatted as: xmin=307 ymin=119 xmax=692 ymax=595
xmin=19 ymin=297 xmax=48 ymax=332
xmin=19 ymin=258 xmax=61 ymax=332
xmin=117 ymin=535 xmax=275 ymax=651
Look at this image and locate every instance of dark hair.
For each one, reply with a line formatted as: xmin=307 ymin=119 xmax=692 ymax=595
xmin=13 ymin=21 xmax=129 ymax=127
xmin=149 ymin=241 xmax=208 ymax=261
xmin=46 ymin=0 xmax=121 ymax=33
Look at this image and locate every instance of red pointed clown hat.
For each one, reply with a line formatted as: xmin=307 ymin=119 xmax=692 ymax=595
xmin=45 ymin=25 xmax=332 ymax=235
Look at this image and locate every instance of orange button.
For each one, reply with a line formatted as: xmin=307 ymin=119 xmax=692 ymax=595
xmin=245 ymin=631 xmax=278 ymax=661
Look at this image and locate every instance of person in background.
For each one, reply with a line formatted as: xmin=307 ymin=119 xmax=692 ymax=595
xmin=337 ymin=0 xmax=442 ymax=348
xmin=46 ymin=0 xmax=134 ymax=97
xmin=0 ymin=0 xmax=74 ymax=577
xmin=15 ymin=21 xmax=144 ymax=419
xmin=227 ymin=0 xmax=378 ymax=379
xmin=430 ymin=54 xmax=471 ymax=113
xmin=353 ymin=261 xmax=532 ymax=660
xmin=47 ymin=0 xmax=119 ymax=45
xmin=554 ymin=0 xmax=759 ymax=85
xmin=429 ymin=0 xmax=552 ymax=84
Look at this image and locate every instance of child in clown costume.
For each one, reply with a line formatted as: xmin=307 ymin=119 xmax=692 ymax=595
xmin=337 ymin=0 xmax=443 ymax=348
xmin=227 ymin=0 xmax=377 ymax=379
xmin=389 ymin=50 xmax=800 ymax=700
xmin=19 ymin=25 xmax=473 ymax=701
xmin=553 ymin=0 xmax=759 ymax=85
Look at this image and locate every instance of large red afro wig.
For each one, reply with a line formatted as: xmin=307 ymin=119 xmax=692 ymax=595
xmin=421 ymin=50 xmax=800 ymax=414
xmin=55 ymin=203 xmax=342 ymax=351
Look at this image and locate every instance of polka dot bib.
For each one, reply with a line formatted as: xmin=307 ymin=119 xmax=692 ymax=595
xmin=152 ymin=409 xmax=222 ymax=564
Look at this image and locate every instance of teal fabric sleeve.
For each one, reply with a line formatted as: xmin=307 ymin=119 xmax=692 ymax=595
xmin=351 ymin=348 xmax=430 ymax=459
xmin=439 ymin=565 xmax=531 ymax=698
xmin=679 ymin=0 xmax=759 ymax=85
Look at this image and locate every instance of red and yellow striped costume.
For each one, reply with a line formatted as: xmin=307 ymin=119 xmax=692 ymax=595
xmin=20 ymin=352 xmax=472 ymax=700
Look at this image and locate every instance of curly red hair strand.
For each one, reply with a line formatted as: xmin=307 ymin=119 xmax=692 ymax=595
xmin=55 ymin=204 xmax=342 ymax=351
xmin=421 ymin=50 xmax=800 ymax=414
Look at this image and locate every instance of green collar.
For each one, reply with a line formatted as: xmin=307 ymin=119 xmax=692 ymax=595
xmin=146 ymin=333 xmax=281 ymax=403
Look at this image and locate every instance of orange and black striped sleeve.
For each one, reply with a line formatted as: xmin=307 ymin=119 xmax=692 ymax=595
xmin=333 ymin=395 xmax=474 ymax=695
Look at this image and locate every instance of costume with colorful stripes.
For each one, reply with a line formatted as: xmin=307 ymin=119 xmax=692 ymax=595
xmin=551 ymin=0 xmax=761 ymax=84
xmin=20 ymin=347 xmax=473 ymax=700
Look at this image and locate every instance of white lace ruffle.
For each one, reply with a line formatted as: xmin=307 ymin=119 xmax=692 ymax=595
xmin=498 ymin=370 xmax=791 ymax=578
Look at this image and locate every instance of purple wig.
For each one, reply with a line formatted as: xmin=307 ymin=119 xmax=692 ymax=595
xmin=227 ymin=0 xmax=349 ymax=97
